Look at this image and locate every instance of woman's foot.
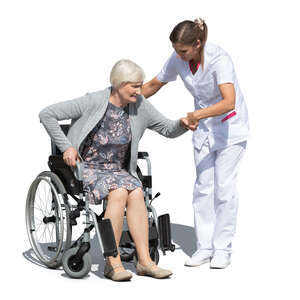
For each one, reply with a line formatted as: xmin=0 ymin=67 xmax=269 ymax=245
xmin=136 ymin=261 xmax=172 ymax=279
xmin=104 ymin=261 xmax=132 ymax=281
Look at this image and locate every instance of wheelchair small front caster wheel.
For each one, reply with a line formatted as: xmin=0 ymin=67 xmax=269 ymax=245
xmin=62 ymin=247 xmax=91 ymax=279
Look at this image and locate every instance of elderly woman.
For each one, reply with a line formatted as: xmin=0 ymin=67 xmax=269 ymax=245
xmin=39 ymin=59 xmax=195 ymax=281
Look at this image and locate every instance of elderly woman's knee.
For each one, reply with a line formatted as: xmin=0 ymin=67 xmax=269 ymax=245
xmin=127 ymin=188 xmax=144 ymax=203
xmin=108 ymin=188 xmax=129 ymax=206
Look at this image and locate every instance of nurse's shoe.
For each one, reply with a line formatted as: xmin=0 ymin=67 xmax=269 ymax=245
xmin=210 ymin=253 xmax=231 ymax=269
xmin=184 ymin=250 xmax=212 ymax=267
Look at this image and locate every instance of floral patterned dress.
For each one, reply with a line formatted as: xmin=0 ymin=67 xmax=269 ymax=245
xmin=82 ymin=101 xmax=142 ymax=205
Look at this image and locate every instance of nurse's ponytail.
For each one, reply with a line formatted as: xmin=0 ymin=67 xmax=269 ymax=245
xmin=169 ymin=18 xmax=208 ymax=70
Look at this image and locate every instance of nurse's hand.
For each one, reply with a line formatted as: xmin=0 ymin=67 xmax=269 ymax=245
xmin=180 ymin=117 xmax=198 ymax=131
xmin=63 ymin=146 xmax=80 ymax=167
xmin=187 ymin=112 xmax=198 ymax=125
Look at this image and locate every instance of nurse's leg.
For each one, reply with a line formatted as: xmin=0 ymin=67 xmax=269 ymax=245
xmin=213 ymin=141 xmax=246 ymax=256
xmin=192 ymin=140 xmax=216 ymax=253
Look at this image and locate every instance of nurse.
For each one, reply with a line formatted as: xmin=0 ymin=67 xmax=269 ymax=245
xmin=142 ymin=18 xmax=249 ymax=269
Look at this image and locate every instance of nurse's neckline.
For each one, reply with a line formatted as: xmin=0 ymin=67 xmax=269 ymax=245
xmin=189 ymin=60 xmax=201 ymax=75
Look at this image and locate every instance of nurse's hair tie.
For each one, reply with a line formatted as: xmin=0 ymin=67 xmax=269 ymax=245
xmin=194 ymin=18 xmax=205 ymax=31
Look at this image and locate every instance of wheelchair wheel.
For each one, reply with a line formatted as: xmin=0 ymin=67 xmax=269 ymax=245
xmin=62 ymin=247 xmax=91 ymax=279
xmin=25 ymin=171 xmax=72 ymax=268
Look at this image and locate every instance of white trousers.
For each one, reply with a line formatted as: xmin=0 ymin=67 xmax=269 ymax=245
xmin=193 ymin=139 xmax=246 ymax=255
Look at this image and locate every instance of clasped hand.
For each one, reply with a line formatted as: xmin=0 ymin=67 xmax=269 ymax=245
xmin=180 ymin=112 xmax=198 ymax=131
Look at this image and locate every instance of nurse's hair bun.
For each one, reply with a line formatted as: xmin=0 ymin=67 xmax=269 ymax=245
xmin=194 ymin=18 xmax=205 ymax=31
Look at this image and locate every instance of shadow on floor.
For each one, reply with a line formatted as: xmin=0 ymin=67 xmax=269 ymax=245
xmin=23 ymin=223 xmax=196 ymax=279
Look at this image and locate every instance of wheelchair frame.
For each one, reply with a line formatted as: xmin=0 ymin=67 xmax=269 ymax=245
xmin=25 ymin=124 xmax=175 ymax=278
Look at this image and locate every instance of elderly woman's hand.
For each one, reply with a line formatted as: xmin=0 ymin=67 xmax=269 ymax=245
xmin=180 ymin=117 xmax=198 ymax=131
xmin=63 ymin=146 xmax=80 ymax=167
xmin=187 ymin=112 xmax=199 ymax=125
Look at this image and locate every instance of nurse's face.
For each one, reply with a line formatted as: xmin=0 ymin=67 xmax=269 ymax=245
xmin=118 ymin=82 xmax=143 ymax=105
xmin=172 ymin=40 xmax=201 ymax=62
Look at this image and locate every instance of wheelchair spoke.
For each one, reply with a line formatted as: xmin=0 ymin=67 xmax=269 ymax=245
xmin=33 ymin=197 xmax=44 ymax=211
xmin=46 ymin=224 xmax=54 ymax=243
xmin=49 ymin=223 xmax=55 ymax=242
xmin=34 ymin=206 xmax=45 ymax=214
xmin=34 ymin=218 xmax=43 ymax=226
xmin=43 ymin=226 xmax=50 ymax=243
xmin=37 ymin=191 xmax=47 ymax=214
xmin=35 ymin=221 xmax=43 ymax=232
xmin=43 ymin=182 xmax=47 ymax=209
xmin=39 ymin=225 xmax=48 ymax=242
xmin=45 ymin=187 xmax=52 ymax=215
xmin=42 ymin=185 xmax=50 ymax=213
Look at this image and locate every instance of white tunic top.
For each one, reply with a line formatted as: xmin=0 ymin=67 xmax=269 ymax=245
xmin=157 ymin=42 xmax=249 ymax=151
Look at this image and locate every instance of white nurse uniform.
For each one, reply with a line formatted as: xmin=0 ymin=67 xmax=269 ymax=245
xmin=157 ymin=42 xmax=249 ymax=257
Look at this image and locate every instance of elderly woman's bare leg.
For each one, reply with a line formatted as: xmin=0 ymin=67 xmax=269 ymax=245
xmin=126 ymin=188 xmax=157 ymax=267
xmin=126 ymin=188 xmax=173 ymax=278
xmin=104 ymin=188 xmax=128 ymax=272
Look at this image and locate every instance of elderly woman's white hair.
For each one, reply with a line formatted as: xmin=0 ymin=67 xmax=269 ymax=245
xmin=110 ymin=59 xmax=145 ymax=89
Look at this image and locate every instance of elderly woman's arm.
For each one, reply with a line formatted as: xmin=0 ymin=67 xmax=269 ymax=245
xmin=39 ymin=94 xmax=88 ymax=153
xmin=142 ymin=98 xmax=188 ymax=138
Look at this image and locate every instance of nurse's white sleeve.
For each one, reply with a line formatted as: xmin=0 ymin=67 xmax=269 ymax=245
xmin=213 ymin=53 xmax=235 ymax=85
xmin=156 ymin=51 xmax=178 ymax=83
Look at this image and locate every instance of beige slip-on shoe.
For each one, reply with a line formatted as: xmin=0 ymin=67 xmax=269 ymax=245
xmin=104 ymin=262 xmax=132 ymax=281
xmin=136 ymin=261 xmax=172 ymax=279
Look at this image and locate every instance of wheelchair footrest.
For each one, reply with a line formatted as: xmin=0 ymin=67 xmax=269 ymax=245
xmin=158 ymin=214 xmax=175 ymax=253
xmin=98 ymin=219 xmax=118 ymax=257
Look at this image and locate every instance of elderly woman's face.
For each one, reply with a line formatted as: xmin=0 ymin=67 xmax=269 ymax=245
xmin=118 ymin=82 xmax=143 ymax=104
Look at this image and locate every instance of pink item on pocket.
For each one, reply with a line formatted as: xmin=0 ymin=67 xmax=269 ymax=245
xmin=221 ymin=111 xmax=236 ymax=122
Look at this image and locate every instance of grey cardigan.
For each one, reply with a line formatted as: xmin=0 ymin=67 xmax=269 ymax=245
xmin=39 ymin=87 xmax=187 ymax=180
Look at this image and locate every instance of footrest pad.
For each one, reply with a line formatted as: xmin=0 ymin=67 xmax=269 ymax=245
xmin=98 ymin=219 xmax=118 ymax=257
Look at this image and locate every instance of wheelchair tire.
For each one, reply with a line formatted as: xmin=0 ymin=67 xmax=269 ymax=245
xmin=25 ymin=171 xmax=72 ymax=269
xmin=62 ymin=247 xmax=92 ymax=279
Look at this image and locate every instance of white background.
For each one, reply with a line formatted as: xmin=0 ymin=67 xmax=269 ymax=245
xmin=1 ymin=0 xmax=300 ymax=298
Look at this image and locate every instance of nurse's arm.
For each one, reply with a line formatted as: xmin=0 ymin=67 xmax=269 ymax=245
xmin=188 ymin=83 xmax=236 ymax=122
xmin=141 ymin=77 xmax=167 ymax=99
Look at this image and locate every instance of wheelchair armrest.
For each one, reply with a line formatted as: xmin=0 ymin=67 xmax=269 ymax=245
xmin=49 ymin=155 xmax=83 ymax=181
xmin=72 ymin=161 xmax=84 ymax=181
xmin=138 ymin=152 xmax=149 ymax=159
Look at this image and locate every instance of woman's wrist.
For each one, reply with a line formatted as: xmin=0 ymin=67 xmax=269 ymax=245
xmin=187 ymin=111 xmax=200 ymax=124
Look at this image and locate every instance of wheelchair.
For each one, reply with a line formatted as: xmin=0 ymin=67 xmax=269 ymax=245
xmin=25 ymin=124 xmax=175 ymax=278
